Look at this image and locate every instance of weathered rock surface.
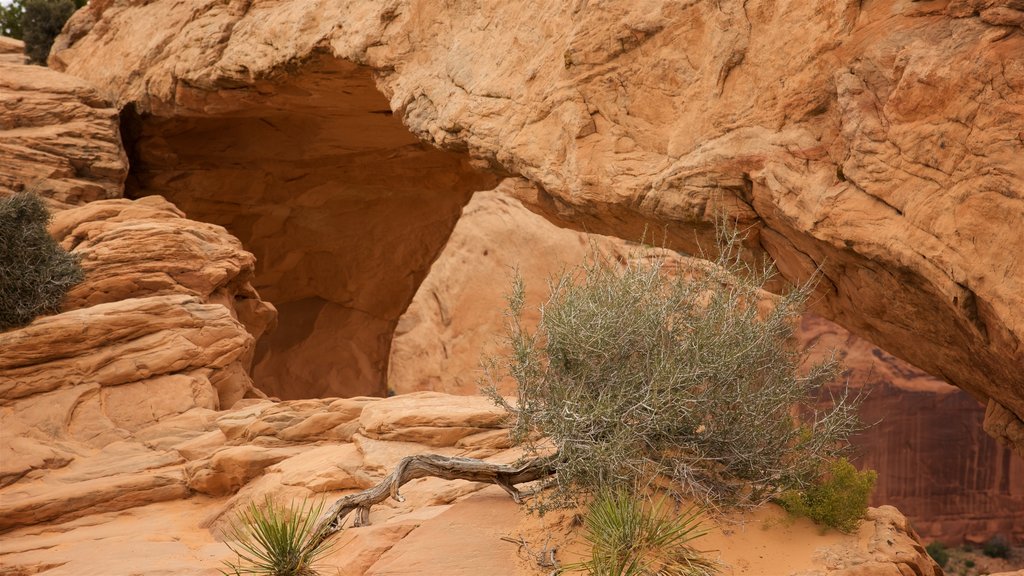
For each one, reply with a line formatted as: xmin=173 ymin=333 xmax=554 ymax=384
xmin=390 ymin=179 xmax=635 ymax=396
xmin=56 ymin=33 xmax=497 ymax=399
xmin=0 ymin=38 xmax=126 ymax=207
xmin=0 ymin=391 xmax=942 ymax=576
xmin=51 ymin=0 xmax=1024 ymax=452
xmin=1 ymin=192 xmax=275 ymax=500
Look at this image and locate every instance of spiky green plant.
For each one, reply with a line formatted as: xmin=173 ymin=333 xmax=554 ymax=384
xmin=221 ymin=497 xmax=335 ymax=576
xmin=568 ymin=489 xmax=718 ymax=576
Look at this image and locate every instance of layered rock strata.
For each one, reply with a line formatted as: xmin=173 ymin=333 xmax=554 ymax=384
xmin=0 ymin=37 xmax=126 ymax=207
xmin=99 ymin=50 xmax=495 ymax=399
xmin=52 ymin=0 xmax=1024 ymax=451
xmin=0 ymin=195 xmax=275 ymax=488
xmin=0 ymin=390 xmax=943 ymax=576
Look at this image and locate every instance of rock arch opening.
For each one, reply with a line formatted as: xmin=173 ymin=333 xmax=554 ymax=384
xmin=119 ymin=55 xmax=498 ymax=399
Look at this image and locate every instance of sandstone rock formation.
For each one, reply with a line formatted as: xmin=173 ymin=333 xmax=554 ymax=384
xmin=50 ymin=1 xmax=1024 ymax=451
xmin=56 ymin=28 xmax=497 ymax=399
xmin=390 ymin=179 xmax=636 ymax=396
xmin=0 ymin=194 xmax=276 ymax=489
xmin=0 ymin=37 xmax=126 ymax=207
xmin=0 ymin=388 xmax=943 ymax=576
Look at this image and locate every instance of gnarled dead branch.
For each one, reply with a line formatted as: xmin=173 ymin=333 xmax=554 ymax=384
xmin=311 ymin=454 xmax=557 ymax=546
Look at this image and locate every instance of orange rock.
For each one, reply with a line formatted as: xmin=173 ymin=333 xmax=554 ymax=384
xmin=0 ymin=42 xmax=126 ymax=207
xmin=50 ymin=0 xmax=1024 ymax=453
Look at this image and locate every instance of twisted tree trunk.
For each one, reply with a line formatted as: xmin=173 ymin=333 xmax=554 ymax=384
xmin=311 ymin=454 xmax=557 ymax=546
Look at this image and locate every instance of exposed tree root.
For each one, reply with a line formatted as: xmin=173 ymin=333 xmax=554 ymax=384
xmin=311 ymin=454 xmax=557 ymax=546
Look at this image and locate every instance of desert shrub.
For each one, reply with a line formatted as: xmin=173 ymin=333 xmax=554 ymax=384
xmin=484 ymin=231 xmax=861 ymax=512
xmin=925 ymin=542 xmax=949 ymax=568
xmin=21 ymin=0 xmax=83 ymax=64
xmin=221 ymin=497 xmax=335 ymax=576
xmin=778 ymin=458 xmax=876 ymax=533
xmin=982 ymin=535 xmax=1010 ymax=559
xmin=569 ymin=489 xmax=718 ymax=576
xmin=0 ymin=192 xmax=83 ymax=331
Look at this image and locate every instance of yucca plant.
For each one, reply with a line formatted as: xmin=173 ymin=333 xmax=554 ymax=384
xmin=221 ymin=496 xmax=335 ymax=576
xmin=568 ymin=489 xmax=718 ymax=576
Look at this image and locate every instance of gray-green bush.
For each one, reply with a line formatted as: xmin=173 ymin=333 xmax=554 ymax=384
xmin=0 ymin=192 xmax=83 ymax=331
xmin=484 ymin=232 xmax=862 ymax=511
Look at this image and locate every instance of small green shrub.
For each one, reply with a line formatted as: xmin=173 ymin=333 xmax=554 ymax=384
xmin=570 ymin=489 xmax=718 ymax=576
xmin=982 ymin=535 xmax=1010 ymax=559
xmin=485 ymin=230 xmax=862 ymax=511
xmin=925 ymin=542 xmax=949 ymax=568
xmin=0 ymin=192 xmax=83 ymax=331
xmin=221 ymin=496 xmax=334 ymax=576
xmin=778 ymin=458 xmax=877 ymax=533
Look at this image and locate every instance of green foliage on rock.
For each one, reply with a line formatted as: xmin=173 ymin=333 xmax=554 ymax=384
xmin=778 ymin=457 xmax=877 ymax=533
xmin=0 ymin=192 xmax=83 ymax=331
xmin=982 ymin=535 xmax=1010 ymax=559
xmin=0 ymin=1 xmax=26 ymax=38
xmin=485 ymin=230 xmax=863 ymax=512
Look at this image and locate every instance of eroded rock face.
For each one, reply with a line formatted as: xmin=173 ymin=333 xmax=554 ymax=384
xmin=0 ymin=37 xmax=126 ymax=207
xmin=59 ymin=22 xmax=498 ymax=399
xmin=390 ymin=179 xmax=637 ymax=396
xmin=0 ymin=193 xmax=276 ymax=490
xmin=51 ymin=0 xmax=1024 ymax=451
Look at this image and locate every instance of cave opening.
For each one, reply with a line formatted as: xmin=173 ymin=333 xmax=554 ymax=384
xmin=119 ymin=55 xmax=497 ymax=400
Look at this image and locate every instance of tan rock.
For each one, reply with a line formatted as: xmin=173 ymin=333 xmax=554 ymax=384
xmin=52 ymin=196 xmax=277 ymax=352
xmin=0 ymin=393 xmax=942 ymax=575
xmin=390 ymin=182 xmax=636 ymax=396
xmin=0 ymin=467 xmax=188 ymax=532
xmin=186 ymin=445 xmax=303 ymax=496
xmin=0 ymin=47 xmax=126 ymax=207
xmin=358 ymin=391 xmax=508 ymax=447
xmin=66 ymin=44 xmax=496 ymax=400
xmin=0 ymin=295 xmax=252 ymax=412
xmin=51 ymin=0 xmax=1024 ymax=452
xmin=0 ymin=36 xmax=23 ymax=64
